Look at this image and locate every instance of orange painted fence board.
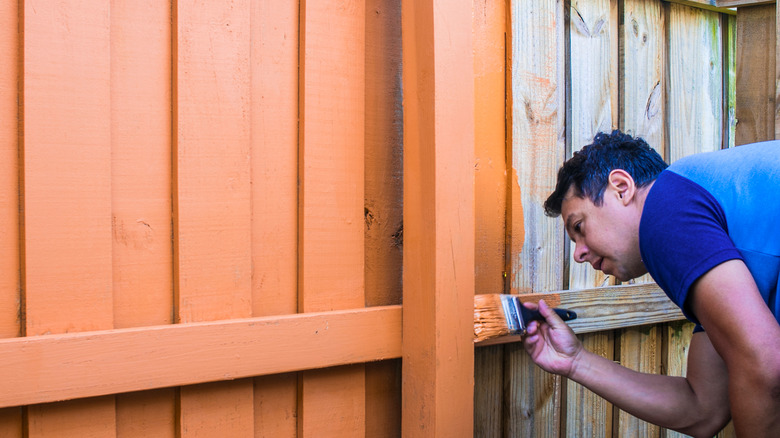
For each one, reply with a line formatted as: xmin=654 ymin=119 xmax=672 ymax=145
xmin=22 ymin=1 xmax=117 ymax=437
xmin=402 ymin=0 xmax=476 ymax=436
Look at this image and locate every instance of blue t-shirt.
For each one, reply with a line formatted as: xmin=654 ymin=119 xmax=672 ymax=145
xmin=639 ymin=141 xmax=780 ymax=331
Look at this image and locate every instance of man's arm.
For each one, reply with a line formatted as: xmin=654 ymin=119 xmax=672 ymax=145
xmin=689 ymin=259 xmax=780 ymax=436
xmin=524 ymin=300 xmax=731 ymax=437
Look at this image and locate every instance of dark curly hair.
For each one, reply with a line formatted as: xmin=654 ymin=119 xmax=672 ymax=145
xmin=544 ymin=130 xmax=668 ymax=217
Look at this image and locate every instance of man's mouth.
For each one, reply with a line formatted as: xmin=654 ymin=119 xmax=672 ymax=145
xmin=593 ymin=258 xmax=603 ymax=271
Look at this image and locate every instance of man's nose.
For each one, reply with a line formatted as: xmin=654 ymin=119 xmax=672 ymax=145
xmin=572 ymin=241 xmax=588 ymax=263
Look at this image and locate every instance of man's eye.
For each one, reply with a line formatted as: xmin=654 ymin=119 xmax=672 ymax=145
xmin=574 ymin=222 xmax=581 ymax=233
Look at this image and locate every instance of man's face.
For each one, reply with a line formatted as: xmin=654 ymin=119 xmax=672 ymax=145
xmin=560 ymin=186 xmax=646 ymax=282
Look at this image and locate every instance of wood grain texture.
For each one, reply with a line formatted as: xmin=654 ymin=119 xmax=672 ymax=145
xmin=173 ymin=1 xmax=254 ymax=436
xmin=110 ymin=1 xmax=175 ymax=435
xmin=298 ymin=1 xmax=367 ymax=435
xmin=616 ymin=326 xmax=661 ymax=437
xmin=507 ymin=1 xmax=566 ymax=435
xmin=472 ymin=0 xmax=507 ymax=435
xmin=734 ymin=5 xmax=776 ymax=144
xmin=622 ymin=0 xmax=666 ymax=152
xmin=566 ymin=2 xmax=618 ymax=434
xmin=667 ymin=3 xmax=723 ymax=160
xmin=22 ymin=1 xmax=117 ymax=435
xmin=662 ymin=321 xmax=694 ymax=438
xmin=0 ymin=306 xmax=402 ymax=409
xmin=249 ymin=0 xmax=300 ymax=436
xmin=476 ymin=284 xmax=686 ymax=347
xmin=364 ymin=2 xmax=403 ymax=433
xmin=402 ymin=0 xmax=476 ymax=435
xmin=0 ymin=0 xmax=19 ymax=342
xmin=0 ymin=3 xmax=20 ymax=434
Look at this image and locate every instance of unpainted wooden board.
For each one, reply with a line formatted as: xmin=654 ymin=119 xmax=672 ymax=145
xmin=402 ymin=0 xmax=476 ymax=435
xmin=507 ymin=0 xmax=566 ymax=435
xmin=566 ymin=0 xmax=614 ymax=290
xmin=174 ymin=0 xmax=254 ymax=435
xmin=667 ymin=3 xmax=723 ymax=160
xmin=566 ymin=2 xmax=617 ymax=435
xmin=616 ymin=326 xmax=661 ymax=437
xmin=22 ymin=1 xmax=117 ymax=435
xmin=249 ymin=0 xmax=300 ymax=436
xmin=735 ymin=5 xmax=776 ymax=144
xmin=298 ymin=0 xmax=367 ymax=435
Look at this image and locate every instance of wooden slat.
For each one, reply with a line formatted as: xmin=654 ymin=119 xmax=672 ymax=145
xmin=250 ymin=0 xmax=299 ymax=436
xmin=472 ymin=0 xmax=508 ymax=435
xmin=663 ymin=0 xmax=738 ymax=15
xmin=718 ymin=0 xmax=774 ymax=7
xmin=507 ymin=1 xmax=566 ymax=436
xmin=667 ymin=3 xmax=723 ymax=161
xmin=616 ymin=327 xmax=661 ymax=437
xmin=0 ymin=306 xmax=402 ymax=409
xmin=566 ymin=2 xmax=617 ymax=435
xmin=22 ymin=1 xmax=116 ymax=435
xmin=365 ymin=0 xmax=403 ymax=435
xmin=298 ymin=1 xmax=367 ymax=436
xmin=110 ymin=2 xmax=175 ymax=436
xmin=663 ymin=321 xmax=695 ymax=438
xmin=476 ymin=283 xmax=685 ymax=346
xmin=734 ymin=4 xmax=776 ymax=144
xmin=402 ymin=0 xmax=475 ymax=435
xmin=173 ymin=1 xmax=254 ymax=436
xmin=0 ymin=3 xmax=21 ymax=435
xmin=0 ymin=0 xmax=19 ymax=342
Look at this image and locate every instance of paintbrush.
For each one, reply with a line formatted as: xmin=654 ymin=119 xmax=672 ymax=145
xmin=474 ymin=294 xmax=577 ymax=343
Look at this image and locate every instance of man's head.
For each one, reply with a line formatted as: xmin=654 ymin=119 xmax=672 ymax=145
xmin=546 ymin=130 xmax=668 ymax=281
xmin=544 ymin=130 xmax=667 ymax=217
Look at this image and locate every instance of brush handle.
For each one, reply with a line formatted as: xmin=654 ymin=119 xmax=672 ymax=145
xmin=520 ymin=306 xmax=577 ymax=325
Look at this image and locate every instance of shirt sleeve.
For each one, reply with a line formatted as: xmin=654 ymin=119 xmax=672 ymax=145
xmin=639 ymin=170 xmax=743 ymax=328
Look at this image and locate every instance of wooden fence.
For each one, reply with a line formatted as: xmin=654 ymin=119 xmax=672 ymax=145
xmin=0 ymin=0 xmax=776 ymax=437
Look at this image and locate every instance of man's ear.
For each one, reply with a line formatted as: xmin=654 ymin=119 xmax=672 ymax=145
xmin=607 ymin=169 xmax=635 ymax=205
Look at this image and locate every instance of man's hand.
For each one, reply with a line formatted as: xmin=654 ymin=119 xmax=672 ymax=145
xmin=522 ymin=299 xmax=584 ymax=377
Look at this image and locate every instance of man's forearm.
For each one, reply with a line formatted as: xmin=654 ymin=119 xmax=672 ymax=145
xmin=569 ymin=349 xmax=724 ymax=436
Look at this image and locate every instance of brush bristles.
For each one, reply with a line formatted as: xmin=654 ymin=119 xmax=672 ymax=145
xmin=474 ymin=294 xmax=511 ymax=342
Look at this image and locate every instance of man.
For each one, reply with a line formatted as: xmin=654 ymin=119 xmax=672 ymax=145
xmin=523 ymin=130 xmax=780 ymax=437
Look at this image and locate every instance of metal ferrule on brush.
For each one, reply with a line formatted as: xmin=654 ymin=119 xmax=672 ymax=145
xmin=499 ymin=295 xmax=526 ymax=335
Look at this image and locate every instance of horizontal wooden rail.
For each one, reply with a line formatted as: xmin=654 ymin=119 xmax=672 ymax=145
xmin=0 ymin=306 xmax=402 ymax=408
xmin=664 ymin=0 xmax=738 ymax=14
xmin=0 ymin=283 xmax=684 ymax=407
xmin=477 ymin=283 xmax=685 ymax=346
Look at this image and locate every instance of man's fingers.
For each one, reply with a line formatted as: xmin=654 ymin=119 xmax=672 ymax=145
xmin=538 ymin=299 xmax=567 ymax=328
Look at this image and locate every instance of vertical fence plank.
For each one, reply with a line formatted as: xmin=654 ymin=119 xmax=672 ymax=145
xmin=0 ymin=1 xmax=21 ymax=436
xmin=507 ymin=1 xmax=565 ymax=436
xmin=22 ymin=1 xmax=116 ymax=436
xmin=566 ymin=2 xmax=616 ymax=436
xmin=473 ymin=0 xmax=507 ymax=435
xmin=402 ymin=0 xmax=475 ymax=435
xmin=735 ymin=5 xmax=776 ymax=145
xmin=622 ymin=0 xmax=665 ymax=152
xmin=250 ymin=0 xmax=299 ymax=436
xmin=110 ymin=1 xmax=175 ymax=436
xmin=667 ymin=4 xmax=722 ymax=160
xmin=568 ymin=0 xmax=614 ymax=289
xmin=365 ymin=0 xmax=403 ymax=436
xmin=174 ymin=0 xmax=254 ymax=436
xmin=617 ymin=3 xmax=667 ymax=437
xmin=298 ymin=0 xmax=366 ymax=436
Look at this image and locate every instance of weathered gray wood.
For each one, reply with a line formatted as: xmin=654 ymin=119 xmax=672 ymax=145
xmin=507 ymin=0 xmax=566 ymax=436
